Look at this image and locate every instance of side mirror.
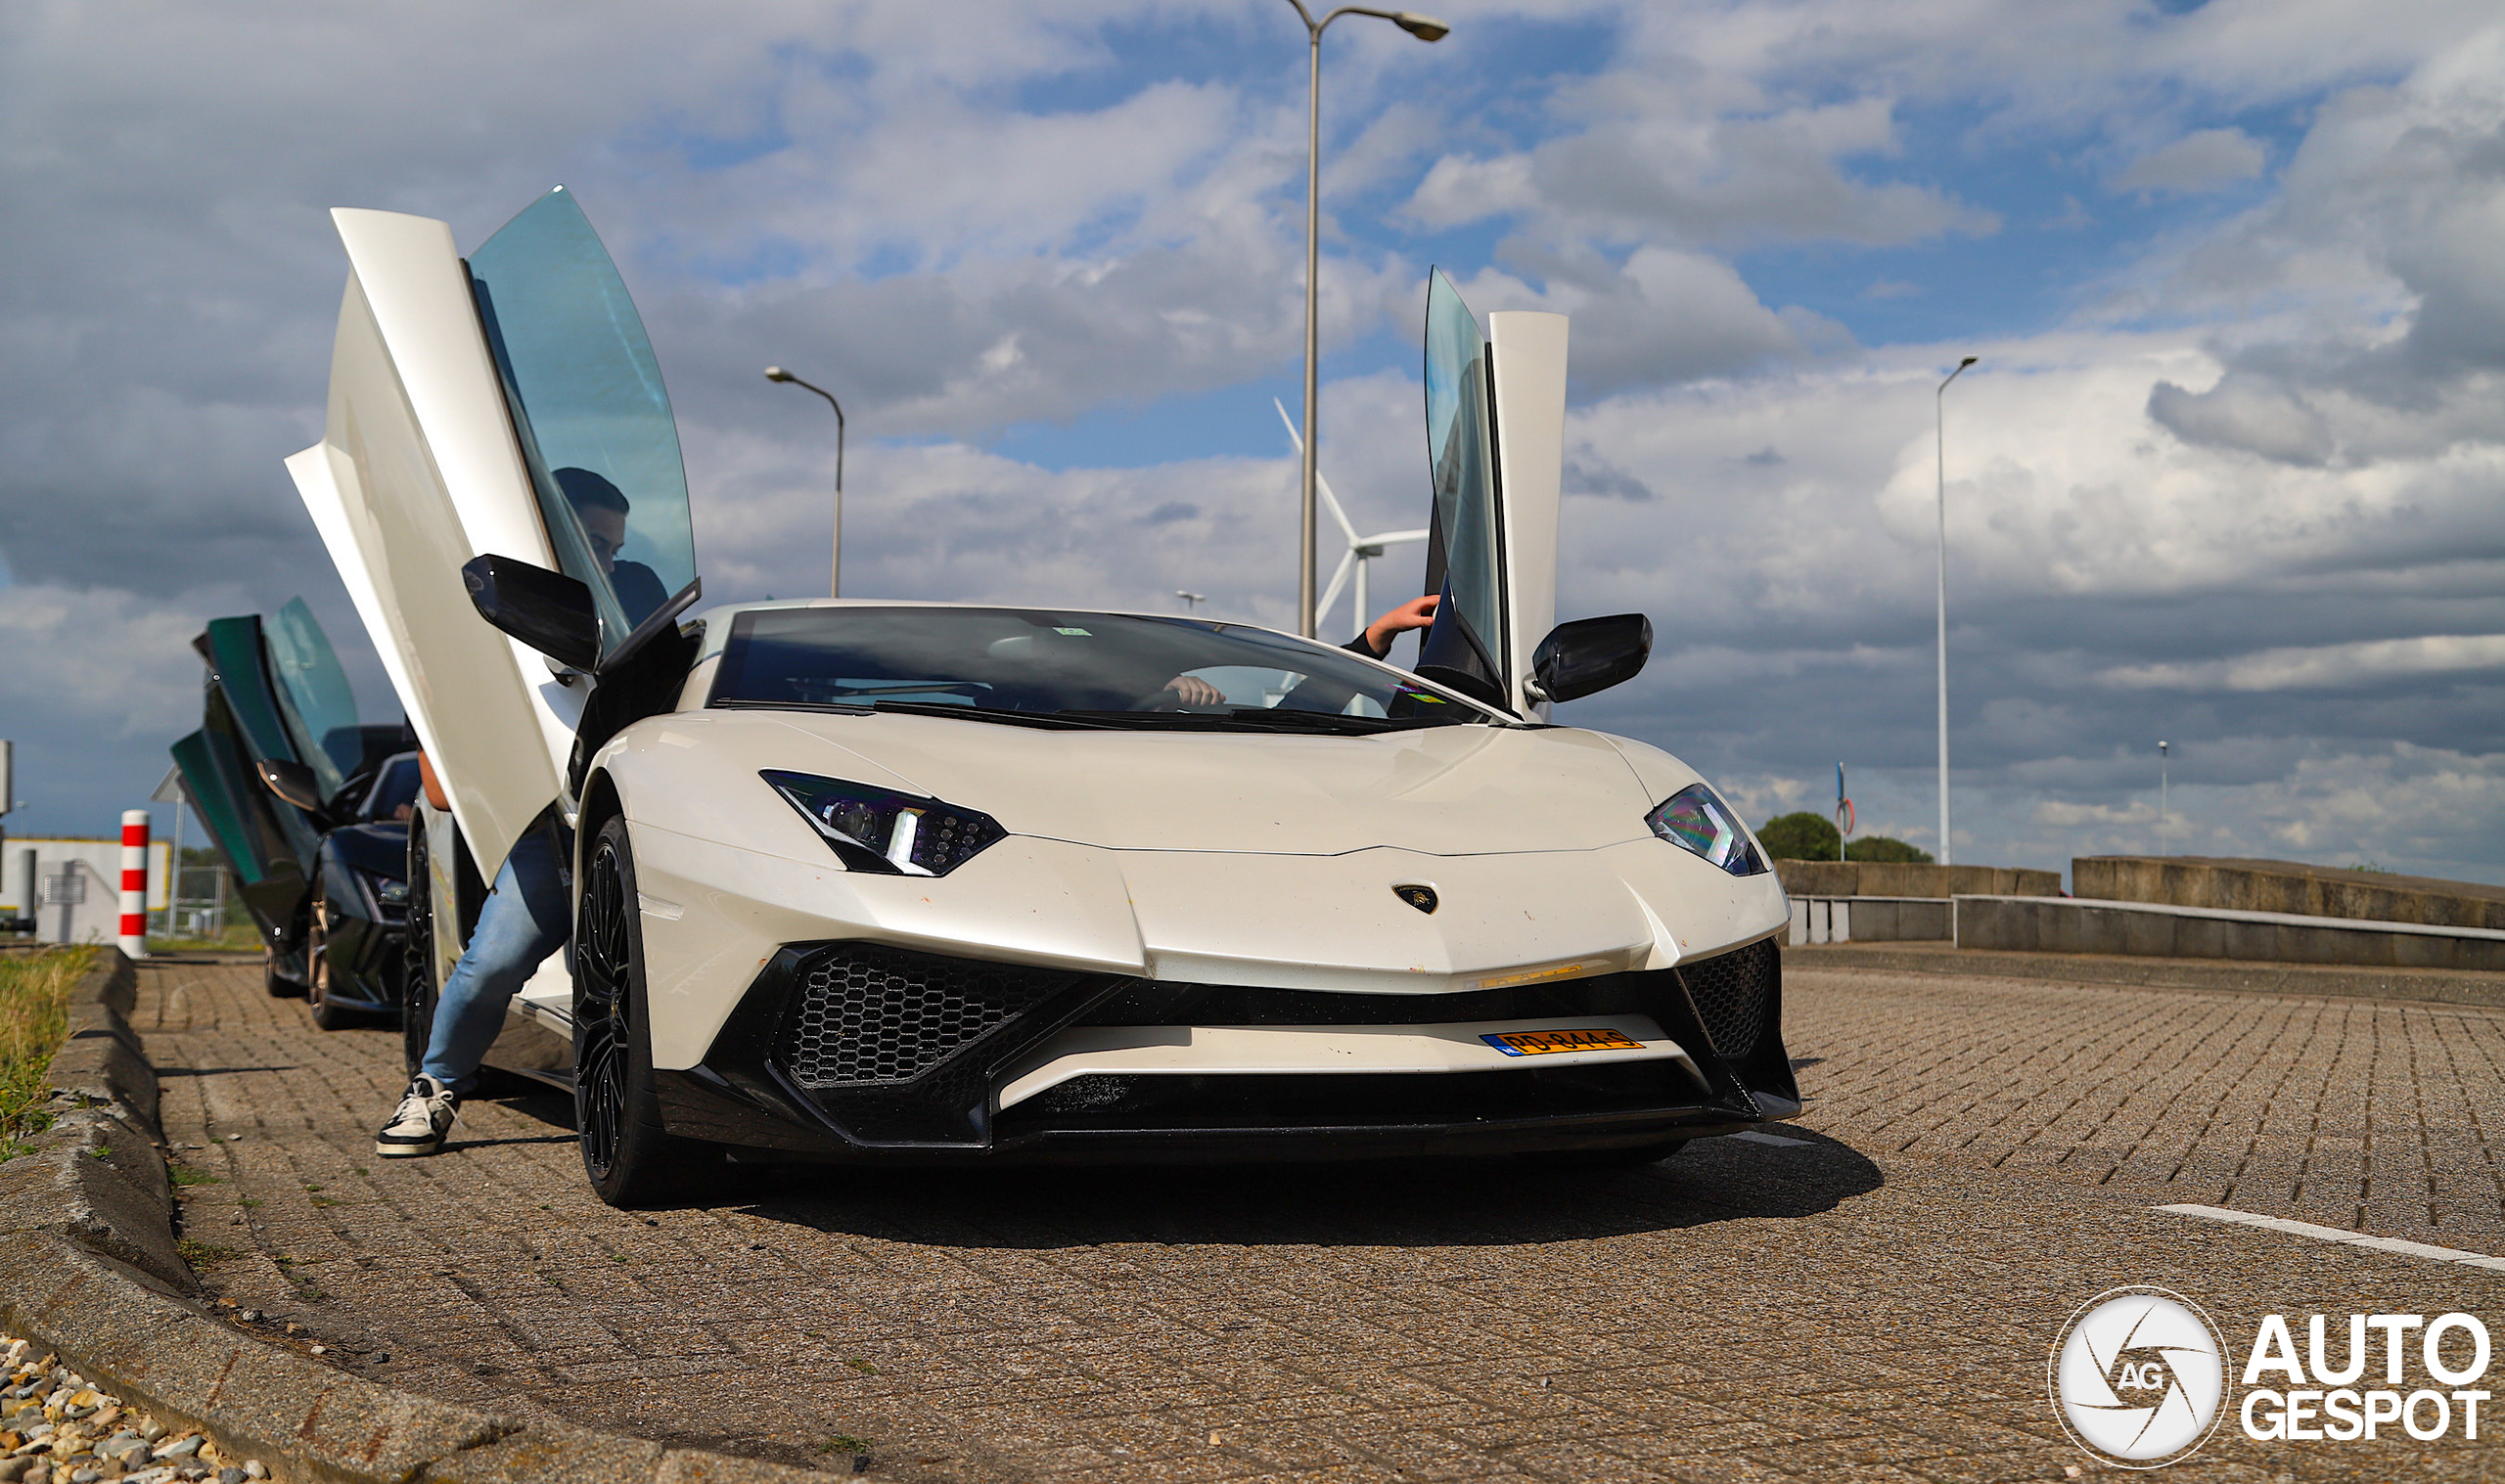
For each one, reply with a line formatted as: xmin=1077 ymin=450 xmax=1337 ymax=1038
xmin=255 ymin=757 xmax=325 ymax=815
xmin=462 ymin=555 xmax=600 ymax=672
xmin=1529 ymin=613 xmax=1652 ymax=704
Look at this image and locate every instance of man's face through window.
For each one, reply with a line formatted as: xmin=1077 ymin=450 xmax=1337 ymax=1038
xmin=576 ymin=504 xmax=624 ymax=574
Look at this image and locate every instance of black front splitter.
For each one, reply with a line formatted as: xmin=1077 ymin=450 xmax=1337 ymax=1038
xmin=658 ymin=1064 xmax=1767 ymax=1167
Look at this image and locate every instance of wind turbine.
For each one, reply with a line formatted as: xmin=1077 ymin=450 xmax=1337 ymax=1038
xmin=1274 ymin=399 xmax=1429 ymax=641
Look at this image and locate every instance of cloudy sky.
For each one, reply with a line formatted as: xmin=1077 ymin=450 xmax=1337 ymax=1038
xmin=4 ymin=0 xmax=2501 ymax=885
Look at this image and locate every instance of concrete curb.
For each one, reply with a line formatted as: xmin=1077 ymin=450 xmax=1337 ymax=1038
xmin=0 ymin=951 xmax=834 ymax=1483
xmin=1784 ymin=941 xmax=2505 ymax=1009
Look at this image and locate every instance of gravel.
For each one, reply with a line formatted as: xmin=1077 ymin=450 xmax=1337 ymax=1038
xmin=0 ymin=1337 xmax=269 ymax=1484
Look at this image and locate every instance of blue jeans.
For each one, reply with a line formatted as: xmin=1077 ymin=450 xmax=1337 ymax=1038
xmin=420 ymin=827 xmax=569 ymax=1094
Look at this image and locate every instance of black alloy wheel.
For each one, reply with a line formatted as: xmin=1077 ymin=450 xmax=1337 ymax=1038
xmin=573 ymin=815 xmax=715 ymax=1207
xmin=306 ymin=899 xmax=356 ymax=1031
xmin=401 ymin=827 xmax=439 ymax=1077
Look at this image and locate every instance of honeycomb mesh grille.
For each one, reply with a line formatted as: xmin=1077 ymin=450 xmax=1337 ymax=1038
xmin=779 ymin=944 xmax=1068 ymax=1089
xmin=1678 ymin=938 xmax=1775 ymax=1059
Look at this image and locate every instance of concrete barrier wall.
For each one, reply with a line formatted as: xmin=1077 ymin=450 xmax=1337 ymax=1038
xmin=1786 ymin=897 xmax=1952 ymax=945
xmin=1956 ymin=895 xmax=2505 ymax=972
xmin=1775 ymin=861 xmax=2063 ymax=899
xmin=2072 ymin=856 xmax=2505 ymax=930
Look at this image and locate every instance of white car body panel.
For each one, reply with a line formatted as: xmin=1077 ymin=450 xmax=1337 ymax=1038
xmin=591 ymin=701 xmax=1790 ymax=1071
xmin=303 ymin=208 xmax=578 ymax=877
xmin=1485 ymin=311 xmax=1566 ymax=714
xmin=623 ymin=704 xmax=1660 ymax=856
xmin=994 ymin=1016 xmax=1698 ymax=1111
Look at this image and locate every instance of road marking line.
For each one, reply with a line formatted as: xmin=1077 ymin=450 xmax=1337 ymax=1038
xmin=2159 ymin=1204 xmax=2505 ymax=1274
xmin=1731 ymin=1130 xmax=1811 ymax=1147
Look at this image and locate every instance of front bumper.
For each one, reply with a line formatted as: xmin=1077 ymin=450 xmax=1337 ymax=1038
xmin=654 ymin=936 xmax=1798 ymax=1165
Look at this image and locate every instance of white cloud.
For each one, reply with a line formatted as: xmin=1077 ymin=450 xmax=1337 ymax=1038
xmin=2096 ymin=634 xmax=2505 ymax=692
xmin=2112 ymin=128 xmax=2268 ymax=196
xmin=1404 ymin=96 xmax=1998 ymax=248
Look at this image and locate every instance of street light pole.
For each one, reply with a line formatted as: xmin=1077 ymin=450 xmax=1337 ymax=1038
xmin=1282 ymin=3 xmax=1448 ymax=638
xmin=2159 ymin=740 xmax=2169 ymax=856
xmin=764 ymin=367 xmax=846 ymax=598
xmin=1935 ymin=354 xmax=1977 ymax=867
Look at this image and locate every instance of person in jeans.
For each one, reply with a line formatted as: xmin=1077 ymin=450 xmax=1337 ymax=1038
xmin=377 ymin=468 xmax=632 ymax=1156
xmin=375 ymin=756 xmax=569 ymax=1156
xmin=374 ymin=591 xmax=1443 ymax=1157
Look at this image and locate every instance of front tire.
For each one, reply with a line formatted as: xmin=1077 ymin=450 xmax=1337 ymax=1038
xmin=574 ymin=815 xmax=716 ymax=1208
xmin=263 ymin=943 xmax=304 ymax=999
xmin=403 ymin=826 xmax=439 ymax=1077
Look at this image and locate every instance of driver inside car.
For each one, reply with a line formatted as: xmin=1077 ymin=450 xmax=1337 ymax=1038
xmin=1161 ymin=593 xmax=1437 ymax=705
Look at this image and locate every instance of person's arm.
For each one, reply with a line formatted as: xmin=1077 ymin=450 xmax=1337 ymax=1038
xmin=1346 ymin=595 xmax=1439 ymax=659
xmin=417 ymin=751 xmax=449 ymax=812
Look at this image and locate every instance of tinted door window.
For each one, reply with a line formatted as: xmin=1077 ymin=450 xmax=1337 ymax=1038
xmin=1417 ymin=269 xmax=1505 ymax=707
xmin=263 ymin=597 xmax=362 ymax=804
xmin=469 ymin=186 xmax=697 ymax=654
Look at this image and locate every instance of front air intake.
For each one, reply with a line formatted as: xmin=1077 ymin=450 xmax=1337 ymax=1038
xmin=1676 ymin=938 xmax=1777 ymax=1059
xmin=778 ymin=943 xmax=1070 ymax=1089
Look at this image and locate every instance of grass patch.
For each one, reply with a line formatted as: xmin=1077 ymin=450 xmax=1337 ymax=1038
xmin=146 ymin=921 xmax=264 ymax=954
xmin=821 ymin=1435 xmax=872 ymax=1454
xmin=176 ymin=1237 xmax=241 ymax=1268
xmin=168 ymin=1161 xmax=223 ymax=1186
xmin=0 ymin=946 xmax=99 ymax=1155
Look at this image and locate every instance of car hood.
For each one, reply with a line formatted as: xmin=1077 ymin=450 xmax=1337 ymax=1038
xmin=642 ymin=709 xmax=1684 ymax=856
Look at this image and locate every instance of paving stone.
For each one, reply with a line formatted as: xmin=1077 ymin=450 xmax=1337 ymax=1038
xmin=134 ymin=958 xmax=2505 ymax=1482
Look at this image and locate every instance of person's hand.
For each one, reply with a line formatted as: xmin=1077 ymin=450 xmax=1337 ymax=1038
xmin=1359 ymin=594 xmax=1439 ymax=657
xmin=1163 ymin=675 xmax=1225 ymax=705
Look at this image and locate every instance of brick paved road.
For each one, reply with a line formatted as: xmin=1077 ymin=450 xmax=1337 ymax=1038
xmin=143 ymin=958 xmax=2505 ymax=1483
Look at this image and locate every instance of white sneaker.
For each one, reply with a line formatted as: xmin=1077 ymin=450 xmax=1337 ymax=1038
xmin=375 ymin=1075 xmax=459 ymax=1157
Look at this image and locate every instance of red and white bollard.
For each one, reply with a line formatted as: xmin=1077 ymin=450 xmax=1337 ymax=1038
xmin=119 ymin=809 xmax=150 ymax=960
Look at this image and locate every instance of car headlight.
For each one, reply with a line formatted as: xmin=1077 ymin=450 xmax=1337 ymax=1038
xmin=762 ymin=771 xmax=1007 ymax=877
xmin=355 ymin=868 xmax=411 ymax=913
xmin=1646 ymin=784 xmax=1765 ymax=877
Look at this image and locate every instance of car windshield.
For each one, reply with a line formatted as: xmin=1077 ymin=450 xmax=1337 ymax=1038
xmin=708 ymin=607 xmax=1493 ymax=732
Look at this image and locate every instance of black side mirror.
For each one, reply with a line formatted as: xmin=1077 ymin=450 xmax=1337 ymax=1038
xmin=462 ymin=555 xmax=600 ymax=672
xmin=1529 ymin=613 xmax=1652 ymax=704
xmin=256 ymin=757 xmax=325 ymax=815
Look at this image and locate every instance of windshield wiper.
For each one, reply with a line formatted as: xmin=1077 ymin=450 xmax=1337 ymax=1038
xmin=712 ymin=697 xmax=872 ymax=715
xmin=711 ymin=697 xmax=1109 ymax=730
xmin=1053 ymin=708 xmax=1454 ymax=735
xmin=868 ymin=700 xmax=1116 ymax=731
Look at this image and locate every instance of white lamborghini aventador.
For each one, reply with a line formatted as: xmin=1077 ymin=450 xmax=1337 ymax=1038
xmin=285 ymin=186 xmax=1798 ymax=1206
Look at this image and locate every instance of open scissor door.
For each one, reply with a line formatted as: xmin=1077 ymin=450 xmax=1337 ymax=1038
xmin=1413 ymin=270 xmax=1570 ymax=716
xmin=181 ymin=616 xmax=321 ymax=964
xmin=291 ymin=187 xmax=698 ymax=878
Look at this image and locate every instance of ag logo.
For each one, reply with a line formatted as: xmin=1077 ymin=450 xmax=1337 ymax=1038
xmin=1392 ymin=883 xmax=1437 ymax=914
xmin=2050 ymin=1286 xmax=2227 ymax=1468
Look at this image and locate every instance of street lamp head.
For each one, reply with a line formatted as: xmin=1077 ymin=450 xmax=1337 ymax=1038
xmin=1391 ymin=12 xmax=1450 ymax=40
xmin=1958 ymin=355 xmax=1979 ymax=368
xmin=763 ymin=366 xmax=792 ymax=382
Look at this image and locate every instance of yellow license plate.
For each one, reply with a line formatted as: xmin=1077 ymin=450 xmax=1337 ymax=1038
xmin=1480 ymin=1027 xmax=1645 ymax=1057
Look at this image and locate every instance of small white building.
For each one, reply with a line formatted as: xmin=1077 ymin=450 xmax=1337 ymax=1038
xmin=1 ymin=837 xmax=171 ymax=944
